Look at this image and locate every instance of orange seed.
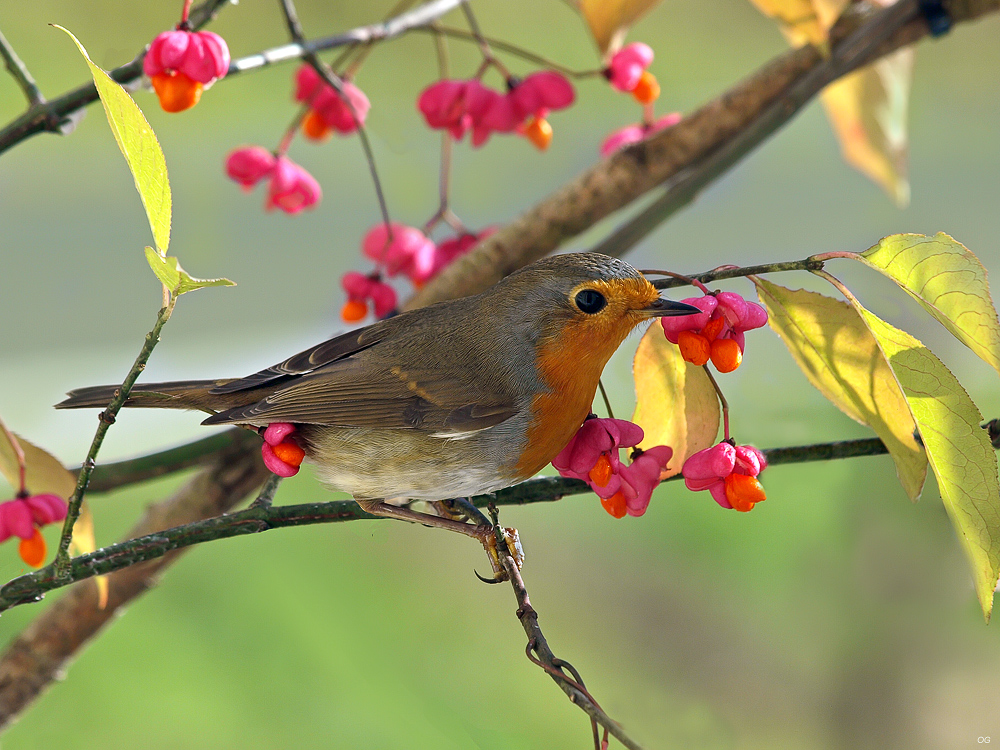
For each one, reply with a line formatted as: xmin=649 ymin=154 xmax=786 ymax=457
xmin=302 ymin=109 xmax=332 ymax=141
xmin=724 ymin=473 xmax=766 ymax=512
xmin=631 ymin=71 xmax=660 ymax=104
xmin=588 ymin=453 xmax=613 ymax=487
xmin=19 ymin=528 xmax=47 ymax=568
xmin=272 ymin=441 xmax=305 ymax=467
xmin=677 ymin=330 xmax=711 ymax=366
xmin=710 ymin=338 xmax=742 ymax=373
xmin=524 ymin=117 xmax=553 ymax=150
xmin=341 ymin=299 xmax=368 ymax=322
xmin=600 ymin=491 xmax=628 ymax=519
xmin=151 ymin=72 xmax=203 ymax=113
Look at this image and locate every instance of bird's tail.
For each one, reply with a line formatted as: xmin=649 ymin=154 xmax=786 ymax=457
xmin=55 ymin=379 xmax=236 ymax=414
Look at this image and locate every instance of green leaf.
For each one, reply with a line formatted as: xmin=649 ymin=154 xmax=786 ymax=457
xmin=754 ymin=279 xmax=926 ymax=500
xmin=0 ymin=428 xmax=77 ymax=500
xmin=632 ymin=323 xmax=719 ymax=478
xmin=145 ymin=247 xmax=235 ymax=296
xmin=825 ymin=284 xmax=1000 ymax=621
xmin=853 ymin=233 xmax=1000 ymax=376
xmin=55 ymin=25 xmax=171 ymax=253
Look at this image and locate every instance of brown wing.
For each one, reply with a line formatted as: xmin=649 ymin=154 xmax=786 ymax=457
xmin=202 ymin=357 xmax=518 ymax=432
xmin=201 ymin=302 xmax=520 ymax=433
xmin=209 ymin=325 xmax=384 ymax=395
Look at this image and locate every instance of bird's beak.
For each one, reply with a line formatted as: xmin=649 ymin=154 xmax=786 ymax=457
xmin=639 ymin=297 xmax=703 ymax=318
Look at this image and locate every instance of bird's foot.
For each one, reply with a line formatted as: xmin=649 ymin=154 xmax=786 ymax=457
xmin=479 ymin=526 xmax=524 ymax=583
xmin=431 ymin=497 xmax=491 ymax=526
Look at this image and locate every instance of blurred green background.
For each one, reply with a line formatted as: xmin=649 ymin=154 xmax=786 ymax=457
xmin=2 ymin=1 xmax=1000 ymax=748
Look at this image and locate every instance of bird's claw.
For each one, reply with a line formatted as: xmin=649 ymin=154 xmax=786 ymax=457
xmin=478 ymin=526 xmax=524 ymax=583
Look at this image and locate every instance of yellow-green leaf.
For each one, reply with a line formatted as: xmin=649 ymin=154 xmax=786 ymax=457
xmin=853 ymin=233 xmax=1000 ymax=376
xmin=856 ymin=305 xmax=1000 ymax=620
xmin=754 ymin=279 xmax=926 ymax=499
xmin=56 ymin=26 xmax=171 ymax=252
xmin=0 ymin=428 xmax=77 ymax=500
xmin=820 ymin=45 xmax=913 ymax=206
xmin=632 ymin=323 xmax=720 ymax=479
xmin=747 ymin=0 xmax=829 ymax=48
xmin=577 ymin=0 xmax=663 ymax=54
xmin=144 ymin=247 xmax=235 ymax=296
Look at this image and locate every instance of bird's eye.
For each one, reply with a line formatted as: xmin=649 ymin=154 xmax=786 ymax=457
xmin=574 ymin=289 xmax=606 ymax=314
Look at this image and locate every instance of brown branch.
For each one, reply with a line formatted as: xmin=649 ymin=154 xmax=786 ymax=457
xmin=404 ymin=0 xmax=1000 ymax=310
xmin=0 ymin=429 xmax=270 ymax=729
xmin=491 ymin=509 xmax=644 ymax=750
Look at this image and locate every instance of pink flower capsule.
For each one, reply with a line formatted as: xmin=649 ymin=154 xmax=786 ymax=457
xmin=225 ymin=146 xmax=277 ymax=190
xmin=682 ymin=442 xmax=767 ymax=511
xmin=294 ymin=65 xmax=370 ymax=134
xmin=660 ymin=291 xmax=767 ymax=371
xmin=340 ymin=271 xmax=397 ymax=321
xmin=423 ymin=227 xmax=497 ymax=281
xmin=618 ymin=445 xmax=673 ymax=517
xmin=0 ymin=494 xmax=68 ymax=543
xmin=509 ymin=71 xmax=575 ymax=121
xmin=362 ymin=223 xmax=437 ymax=280
xmin=418 ymin=79 xmax=501 ymax=145
xmin=553 ymin=417 xmax=645 ymax=481
xmin=261 ymin=423 xmax=305 ymax=477
xmin=265 ymin=157 xmax=321 ymax=214
xmin=607 ymin=42 xmax=654 ymax=92
xmin=600 ymin=113 xmax=681 ymax=157
xmin=144 ymin=29 xmax=230 ymax=84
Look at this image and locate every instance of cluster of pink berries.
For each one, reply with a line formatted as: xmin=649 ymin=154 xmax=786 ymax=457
xmin=661 ymin=290 xmax=768 ymax=373
xmin=419 ymin=71 xmax=574 ymax=150
xmin=552 ymin=417 xmax=673 ymax=518
xmin=599 ymin=43 xmax=684 ymax=157
xmin=342 ymin=225 xmax=496 ymax=322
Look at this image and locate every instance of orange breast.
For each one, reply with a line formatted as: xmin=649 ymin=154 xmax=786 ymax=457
xmin=514 ymin=321 xmax=628 ymax=478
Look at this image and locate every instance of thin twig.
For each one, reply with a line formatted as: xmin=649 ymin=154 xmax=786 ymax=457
xmin=416 ymin=24 xmax=602 ymax=78
xmin=0 ymin=28 xmax=44 ymax=106
xmin=53 ymin=296 xmax=177 ymax=574
xmin=278 ymin=0 xmax=393 ymax=231
xmin=0 ymin=430 xmax=948 ymax=612
xmin=488 ymin=505 xmax=645 ymax=750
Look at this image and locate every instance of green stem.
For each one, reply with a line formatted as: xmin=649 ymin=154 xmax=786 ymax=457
xmin=1 ymin=431 xmax=924 ymax=612
xmin=53 ymin=296 xmax=177 ymax=575
xmin=81 ymin=429 xmax=245 ymax=493
xmin=0 ymin=28 xmax=44 ymax=106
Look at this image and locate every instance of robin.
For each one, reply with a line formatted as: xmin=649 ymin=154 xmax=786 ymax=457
xmin=56 ymin=253 xmax=698 ymax=541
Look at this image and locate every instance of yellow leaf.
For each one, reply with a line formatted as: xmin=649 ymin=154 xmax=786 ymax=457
xmin=854 ymin=305 xmax=1000 ymax=621
xmin=853 ymin=233 xmax=1000 ymax=377
xmin=755 ymin=279 xmax=926 ymax=499
xmin=632 ymin=323 xmax=720 ymax=478
xmin=0 ymin=428 xmax=77 ymax=499
xmin=55 ymin=26 xmax=171 ymax=252
xmin=820 ymin=45 xmax=913 ymax=206
xmin=71 ymin=501 xmax=109 ymax=610
xmin=577 ymin=0 xmax=663 ymax=55
xmin=747 ymin=0 xmax=830 ymax=48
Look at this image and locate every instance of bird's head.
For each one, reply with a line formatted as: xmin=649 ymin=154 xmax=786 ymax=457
xmin=499 ymin=252 xmax=700 ymax=362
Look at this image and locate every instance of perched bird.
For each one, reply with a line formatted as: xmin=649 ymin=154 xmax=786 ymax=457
xmin=57 ymin=253 xmax=698 ymax=539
